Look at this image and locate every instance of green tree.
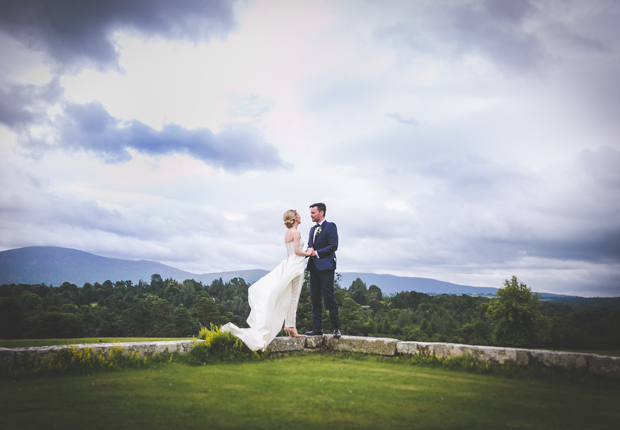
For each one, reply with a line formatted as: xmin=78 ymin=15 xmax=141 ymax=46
xmin=22 ymin=312 xmax=86 ymax=338
xmin=368 ymin=285 xmax=382 ymax=301
xmin=396 ymin=308 xmax=414 ymax=328
xmin=147 ymin=295 xmax=175 ymax=336
xmin=0 ymin=297 xmax=24 ymax=338
xmin=163 ymin=280 xmax=183 ymax=306
xmin=349 ymin=278 xmax=368 ymax=305
xmin=18 ymin=291 xmax=43 ymax=316
xmin=181 ymin=279 xmax=203 ymax=308
xmin=150 ymin=274 xmax=165 ymax=296
xmin=192 ymin=292 xmax=229 ymax=327
xmin=127 ymin=297 xmax=152 ymax=336
xmin=483 ymin=276 xmax=549 ymax=347
xmin=295 ymin=271 xmax=313 ymax=333
xmin=82 ymin=282 xmax=98 ymax=302
xmin=174 ymin=305 xmax=197 ymax=336
xmin=338 ymin=294 xmax=364 ymax=335
xmin=420 ymin=318 xmax=433 ymax=336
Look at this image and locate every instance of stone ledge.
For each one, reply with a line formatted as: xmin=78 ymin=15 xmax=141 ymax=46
xmin=266 ymin=337 xmax=305 ymax=352
xmin=304 ymin=336 xmax=324 ymax=349
xmin=397 ymin=341 xmax=530 ymax=366
xmin=0 ymin=347 xmax=15 ymax=367
xmin=325 ymin=335 xmax=399 ymax=356
xmin=530 ymin=350 xmax=588 ymax=370
xmin=2 ymin=337 xmax=619 ymax=378
xmin=0 ymin=341 xmax=200 ymax=366
xmin=589 ymin=354 xmax=620 ymax=377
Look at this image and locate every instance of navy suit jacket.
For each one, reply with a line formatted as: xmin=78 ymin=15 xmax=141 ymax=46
xmin=308 ymin=221 xmax=338 ymax=271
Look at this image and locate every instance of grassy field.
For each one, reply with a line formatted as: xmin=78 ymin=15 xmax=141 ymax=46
xmin=0 ymin=337 xmax=192 ymax=348
xmin=2 ymin=354 xmax=619 ymax=430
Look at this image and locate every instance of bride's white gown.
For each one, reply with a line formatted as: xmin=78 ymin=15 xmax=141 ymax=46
xmin=221 ymin=239 xmax=306 ymax=351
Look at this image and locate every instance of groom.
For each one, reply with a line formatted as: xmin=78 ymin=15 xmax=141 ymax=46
xmin=306 ymin=202 xmax=341 ymax=338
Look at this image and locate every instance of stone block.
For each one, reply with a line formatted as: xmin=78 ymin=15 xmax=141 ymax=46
xmin=0 ymin=348 xmax=15 ymax=367
xmin=304 ymin=336 xmax=324 ymax=349
xmin=412 ymin=342 xmax=438 ymax=357
xmin=267 ymin=336 xmax=305 ymax=352
xmin=516 ymin=350 xmax=530 ymax=366
xmin=431 ymin=343 xmax=453 ymax=359
xmin=326 ymin=335 xmax=399 ymax=356
xmin=122 ymin=344 xmax=144 ymax=356
xmin=588 ymin=354 xmax=620 ymax=378
xmin=13 ymin=348 xmax=38 ymax=364
xmin=396 ymin=342 xmax=531 ymax=366
xmin=530 ymin=350 xmax=588 ymax=370
xmin=396 ymin=341 xmax=420 ymax=355
xmin=396 ymin=341 xmax=437 ymax=356
xmin=455 ymin=345 xmax=530 ymax=366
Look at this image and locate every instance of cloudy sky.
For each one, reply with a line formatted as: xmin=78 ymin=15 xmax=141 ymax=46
xmin=1 ymin=0 xmax=619 ymax=297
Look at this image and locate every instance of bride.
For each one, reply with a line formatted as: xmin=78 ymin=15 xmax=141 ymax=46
xmin=221 ymin=210 xmax=313 ymax=351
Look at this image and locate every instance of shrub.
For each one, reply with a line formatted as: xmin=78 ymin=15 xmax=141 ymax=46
xmin=183 ymin=325 xmax=259 ymax=365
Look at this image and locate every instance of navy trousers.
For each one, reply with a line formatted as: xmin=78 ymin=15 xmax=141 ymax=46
xmin=308 ymin=265 xmax=339 ymax=330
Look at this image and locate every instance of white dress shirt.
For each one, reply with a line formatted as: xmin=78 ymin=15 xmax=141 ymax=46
xmin=313 ymin=220 xmax=326 ymax=258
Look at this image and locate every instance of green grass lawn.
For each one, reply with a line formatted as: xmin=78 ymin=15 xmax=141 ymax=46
xmin=0 ymin=337 xmax=192 ymax=348
xmin=2 ymin=354 xmax=619 ymax=430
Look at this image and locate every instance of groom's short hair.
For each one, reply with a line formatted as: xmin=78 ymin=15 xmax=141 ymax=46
xmin=310 ymin=202 xmax=326 ymax=215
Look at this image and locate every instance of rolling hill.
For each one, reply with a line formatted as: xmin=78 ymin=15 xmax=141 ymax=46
xmin=0 ymin=246 xmax=497 ymax=295
xmin=0 ymin=246 xmax=266 ymax=287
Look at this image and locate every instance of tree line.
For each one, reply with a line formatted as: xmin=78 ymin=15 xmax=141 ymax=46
xmin=0 ymin=274 xmax=618 ymax=350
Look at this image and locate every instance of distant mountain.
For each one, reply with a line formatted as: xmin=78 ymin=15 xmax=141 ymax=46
xmin=0 ymin=246 xmax=499 ymax=297
xmin=339 ymin=272 xmax=497 ymax=296
xmin=539 ymin=295 xmax=620 ymax=310
xmin=0 ymin=246 xmax=268 ymax=286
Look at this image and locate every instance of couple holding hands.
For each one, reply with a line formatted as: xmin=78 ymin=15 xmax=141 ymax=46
xmin=222 ymin=203 xmax=340 ymax=351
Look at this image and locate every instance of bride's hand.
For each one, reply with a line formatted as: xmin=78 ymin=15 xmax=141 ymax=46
xmin=306 ymin=247 xmax=313 ymax=256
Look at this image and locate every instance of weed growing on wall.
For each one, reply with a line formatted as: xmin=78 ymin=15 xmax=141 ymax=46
xmin=2 ymin=344 xmax=148 ymax=378
xmin=408 ymin=353 xmax=518 ymax=375
xmin=1 ymin=326 xmax=263 ymax=378
xmin=181 ymin=325 xmax=260 ymax=365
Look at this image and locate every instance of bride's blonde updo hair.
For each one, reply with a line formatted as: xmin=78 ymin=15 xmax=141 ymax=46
xmin=283 ymin=209 xmax=298 ymax=228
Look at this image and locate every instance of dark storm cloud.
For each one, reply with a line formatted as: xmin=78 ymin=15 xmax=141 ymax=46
xmin=444 ymin=0 xmax=544 ymax=71
xmin=415 ymin=149 xmax=620 ymax=264
xmin=55 ymin=101 xmax=286 ymax=171
xmin=0 ymin=79 xmax=285 ymax=172
xmin=0 ymin=166 xmax=221 ymax=247
xmin=0 ymin=79 xmax=63 ymax=129
xmin=376 ymin=0 xmax=544 ymax=72
xmin=331 ymin=128 xmax=620 ymax=270
xmin=376 ymin=0 xmax=609 ymax=73
xmin=0 ymin=0 xmax=238 ymax=72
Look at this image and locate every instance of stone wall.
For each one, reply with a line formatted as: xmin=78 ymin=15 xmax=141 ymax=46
xmin=0 ymin=340 xmax=197 ymax=369
xmin=1 ymin=336 xmax=619 ymax=378
xmin=324 ymin=335 xmax=620 ymax=377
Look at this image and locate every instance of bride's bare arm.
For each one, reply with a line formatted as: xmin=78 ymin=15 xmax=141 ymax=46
xmin=293 ymin=232 xmax=311 ymax=256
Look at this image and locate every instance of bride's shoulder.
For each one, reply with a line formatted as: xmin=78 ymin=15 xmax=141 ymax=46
xmin=284 ymin=229 xmax=301 ymax=242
